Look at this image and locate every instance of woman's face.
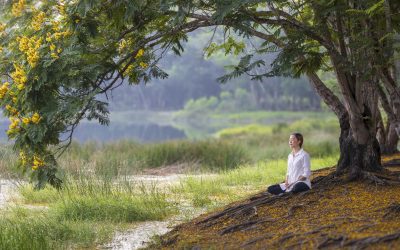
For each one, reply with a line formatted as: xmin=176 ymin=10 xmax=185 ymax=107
xmin=288 ymin=135 xmax=300 ymax=149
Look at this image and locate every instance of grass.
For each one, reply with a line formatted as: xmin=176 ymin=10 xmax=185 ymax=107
xmin=172 ymin=155 xmax=339 ymax=208
xmin=0 ymin=207 xmax=114 ymax=249
xmin=13 ymin=176 xmax=176 ymax=248
xmin=0 ymin=111 xmax=343 ymax=248
xmin=217 ymin=117 xmax=340 ymax=160
xmin=19 ymin=176 xmax=175 ymax=223
xmin=58 ymin=140 xmax=249 ymax=177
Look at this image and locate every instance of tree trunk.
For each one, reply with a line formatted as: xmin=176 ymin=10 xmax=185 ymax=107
xmin=383 ymin=122 xmax=399 ymax=154
xmin=337 ymin=128 xmax=382 ymax=177
xmin=306 ymin=72 xmax=382 ymax=176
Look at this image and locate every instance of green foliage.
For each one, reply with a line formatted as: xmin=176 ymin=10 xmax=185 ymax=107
xmin=0 ymin=0 xmax=184 ymax=186
xmin=0 ymin=208 xmax=113 ymax=249
xmin=2 ymin=0 xmax=397 ymax=187
xmin=60 ymin=139 xmax=249 ymax=175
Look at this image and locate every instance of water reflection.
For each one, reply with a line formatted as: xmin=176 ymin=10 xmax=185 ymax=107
xmin=0 ymin=120 xmax=187 ymax=143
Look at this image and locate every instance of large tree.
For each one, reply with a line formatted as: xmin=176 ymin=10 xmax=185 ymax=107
xmin=177 ymin=0 xmax=400 ymax=177
xmin=0 ymin=0 xmax=398 ymax=186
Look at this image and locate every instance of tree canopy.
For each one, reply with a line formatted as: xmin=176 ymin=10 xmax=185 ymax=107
xmin=0 ymin=0 xmax=399 ymax=187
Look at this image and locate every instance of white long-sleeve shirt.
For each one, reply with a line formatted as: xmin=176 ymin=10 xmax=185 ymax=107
xmin=279 ymin=148 xmax=311 ymax=192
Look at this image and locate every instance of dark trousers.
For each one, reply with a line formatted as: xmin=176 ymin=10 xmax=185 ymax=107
xmin=267 ymin=182 xmax=310 ymax=195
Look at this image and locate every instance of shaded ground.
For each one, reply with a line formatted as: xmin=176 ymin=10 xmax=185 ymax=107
xmin=151 ymin=154 xmax=400 ymax=249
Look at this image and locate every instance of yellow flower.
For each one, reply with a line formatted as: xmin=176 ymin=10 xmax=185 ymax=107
xmin=17 ymin=83 xmax=25 ymax=90
xmin=11 ymin=64 xmax=27 ymax=86
xmin=19 ymin=151 xmax=27 ymax=165
xmin=18 ymin=36 xmax=29 ymax=52
xmin=31 ymin=11 xmax=45 ymax=31
xmin=5 ymin=105 xmax=12 ymax=111
xmin=8 ymin=117 xmax=19 ymax=130
xmin=119 ymin=39 xmax=127 ymax=52
xmin=46 ymin=32 xmax=52 ymax=42
xmin=57 ymin=48 xmax=62 ymax=54
xmin=135 ymin=49 xmax=144 ymax=58
xmin=51 ymin=21 xmax=60 ymax=32
xmin=140 ymin=62 xmax=148 ymax=69
xmin=123 ymin=64 xmax=135 ymax=77
xmin=12 ymin=97 xmax=17 ymax=103
xmin=0 ymin=23 xmax=5 ymax=33
xmin=51 ymin=52 xmax=59 ymax=59
xmin=50 ymin=44 xmax=56 ymax=51
xmin=22 ymin=117 xmax=30 ymax=124
xmin=31 ymin=112 xmax=41 ymax=124
xmin=17 ymin=36 xmax=42 ymax=68
xmin=54 ymin=32 xmax=62 ymax=40
xmin=57 ymin=4 xmax=65 ymax=15
xmin=0 ymin=82 xmax=9 ymax=99
xmin=32 ymin=155 xmax=45 ymax=170
xmin=12 ymin=0 xmax=25 ymax=17
xmin=75 ymin=19 xmax=80 ymax=23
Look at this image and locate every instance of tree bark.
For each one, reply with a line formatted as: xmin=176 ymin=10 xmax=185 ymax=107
xmin=305 ymin=73 xmax=381 ymax=175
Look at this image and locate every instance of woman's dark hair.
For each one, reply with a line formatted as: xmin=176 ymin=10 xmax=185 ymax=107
xmin=291 ymin=132 xmax=303 ymax=148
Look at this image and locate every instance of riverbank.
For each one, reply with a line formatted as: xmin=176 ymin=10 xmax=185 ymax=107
xmin=153 ymin=154 xmax=400 ymax=249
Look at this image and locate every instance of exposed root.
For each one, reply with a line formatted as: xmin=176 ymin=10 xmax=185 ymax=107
xmin=278 ymin=232 xmax=295 ymax=245
xmin=197 ymin=194 xmax=289 ymax=227
xmin=355 ymin=223 xmax=377 ymax=232
xmin=303 ymin=224 xmax=335 ymax=235
xmin=317 ymin=235 xmax=346 ymax=249
xmin=343 ymin=231 xmax=400 ymax=248
xmin=284 ymin=203 xmax=305 ymax=218
xmin=382 ymin=159 xmax=400 ymax=167
xmin=240 ymin=233 xmax=275 ymax=247
xmin=361 ymin=171 xmax=400 ymax=185
xmin=219 ymin=218 xmax=276 ymax=235
xmin=383 ymin=202 xmax=400 ymax=219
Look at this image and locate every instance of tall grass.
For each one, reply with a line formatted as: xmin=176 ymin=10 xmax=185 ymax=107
xmin=58 ymin=140 xmax=249 ymax=177
xmin=0 ymin=207 xmax=113 ymax=249
xmin=0 ymin=144 xmax=20 ymax=178
xmin=19 ymin=176 xmax=175 ymax=223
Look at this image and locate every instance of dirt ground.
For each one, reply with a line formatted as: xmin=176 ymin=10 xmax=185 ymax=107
xmin=150 ymin=154 xmax=400 ymax=249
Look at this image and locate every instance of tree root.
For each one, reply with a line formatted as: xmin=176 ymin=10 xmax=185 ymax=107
xmin=343 ymin=231 xmax=400 ymax=248
xmin=278 ymin=232 xmax=295 ymax=245
xmin=303 ymin=224 xmax=335 ymax=235
xmin=383 ymin=203 xmax=400 ymax=219
xmin=382 ymin=159 xmax=400 ymax=168
xmin=219 ymin=218 xmax=277 ymax=235
xmin=360 ymin=171 xmax=400 ymax=185
xmin=197 ymin=193 xmax=290 ymax=227
xmin=317 ymin=235 xmax=346 ymax=249
xmin=284 ymin=203 xmax=305 ymax=218
xmin=240 ymin=233 xmax=275 ymax=247
xmin=355 ymin=223 xmax=377 ymax=232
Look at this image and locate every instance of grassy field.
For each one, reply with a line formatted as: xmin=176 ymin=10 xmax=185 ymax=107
xmin=0 ymin=112 xmax=341 ymax=248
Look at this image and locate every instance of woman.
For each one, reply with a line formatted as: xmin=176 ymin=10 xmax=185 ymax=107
xmin=267 ymin=133 xmax=311 ymax=195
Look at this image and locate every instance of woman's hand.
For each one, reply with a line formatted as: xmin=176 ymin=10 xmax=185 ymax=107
xmin=298 ymin=176 xmax=306 ymax=181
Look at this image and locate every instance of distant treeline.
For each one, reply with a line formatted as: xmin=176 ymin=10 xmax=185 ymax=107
xmin=109 ymin=76 xmax=322 ymax=112
xmin=107 ymin=31 xmax=322 ymax=112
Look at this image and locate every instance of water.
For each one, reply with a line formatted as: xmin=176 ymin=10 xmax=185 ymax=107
xmin=0 ymin=116 xmax=188 ymax=143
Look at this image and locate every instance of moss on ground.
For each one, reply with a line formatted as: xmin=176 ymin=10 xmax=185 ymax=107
xmin=151 ymin=154 xmax=400 ymax=249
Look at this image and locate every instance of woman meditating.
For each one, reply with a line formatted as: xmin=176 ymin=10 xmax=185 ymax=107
xmin=267 ymin=133 xmax=311 ymax=195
